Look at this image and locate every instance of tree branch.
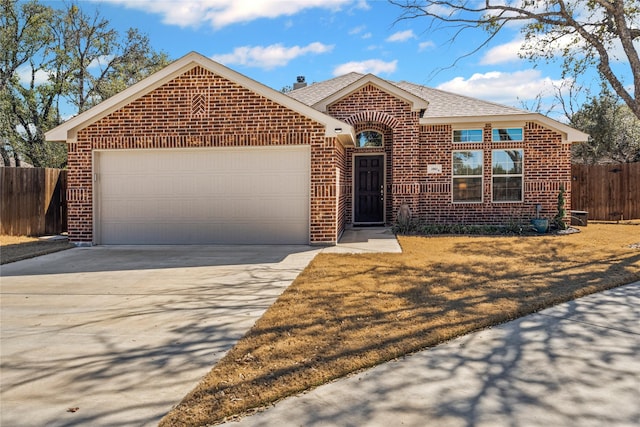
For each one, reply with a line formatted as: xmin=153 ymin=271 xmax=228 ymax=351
xmin=390 ymin=0 xmax=640 ymax=119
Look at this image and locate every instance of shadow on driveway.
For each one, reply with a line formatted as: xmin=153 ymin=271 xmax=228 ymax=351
xmin=0 ymin=244 xmax=319 ymax=277
xmin=0 ymin=245 xmax=319 ymax=426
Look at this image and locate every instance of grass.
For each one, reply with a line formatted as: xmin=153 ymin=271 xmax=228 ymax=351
xmin=0 ymin=235 xmax=75 ymax=265
xmin=160 ymin=222 xmax=640 ymax=427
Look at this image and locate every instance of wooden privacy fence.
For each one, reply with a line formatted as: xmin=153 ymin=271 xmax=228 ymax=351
xmin=571 ymin=162 xmax=640 ymax=220
xmin=0 ymin=167 xmax=68 ymax=236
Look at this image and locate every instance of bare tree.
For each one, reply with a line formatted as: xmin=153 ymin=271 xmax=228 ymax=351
xmin=390 ymin=0 xmax=640 ymax=120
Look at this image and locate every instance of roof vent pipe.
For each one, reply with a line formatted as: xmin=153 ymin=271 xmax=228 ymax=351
xmin=293 ymin=76 xmax=307 ymax=90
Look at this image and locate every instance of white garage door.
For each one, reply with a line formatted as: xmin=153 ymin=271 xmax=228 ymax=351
xmin=94 ymin=146 xmax=310 ymax=244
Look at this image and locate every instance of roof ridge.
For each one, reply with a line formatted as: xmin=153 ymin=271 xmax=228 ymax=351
xmin=394 ymin=80 xmax=529 ymax=114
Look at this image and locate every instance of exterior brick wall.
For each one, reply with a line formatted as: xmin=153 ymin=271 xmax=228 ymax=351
xmin=326 ymin=84 xmax=571 ymax=228
xmin=416 ymin=122 xmax=571 ymax=225
xmin=68 ymin=66 xmax=341 ymax=244
xmin=334 ymin=139 xmax=347 ymax=238
xmin=65 ymin=63 xmax=574 ymax=245
xmin=327 ymin=84 xmax=419 ymax=225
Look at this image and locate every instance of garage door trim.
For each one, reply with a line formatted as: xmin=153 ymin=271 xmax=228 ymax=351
xmin=93 ymin=146 xmax=311 ymax=245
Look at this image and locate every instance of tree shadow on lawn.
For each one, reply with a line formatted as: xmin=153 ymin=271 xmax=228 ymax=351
xmin=227 ymin=283 xmax=640 ymax=427
xmin=160 ymin=231 xmax=640 ymax=426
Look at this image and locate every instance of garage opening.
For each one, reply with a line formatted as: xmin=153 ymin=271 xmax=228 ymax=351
xmin=94 ymin=146 xmax=310 ymax=244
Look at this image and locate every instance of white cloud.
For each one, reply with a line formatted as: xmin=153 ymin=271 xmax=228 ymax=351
xmin=333 ymin=59 xmax=397 ymax=76
xmin=353 ymin=0 xmax=370 ymax=11
xmin=349 ymin=25 xmax=366 ymax=35
xmin=480 ymin=39 xmax=524 ymax=65
xmin=211 ymin=42 xmax=334 ymax=69
xmin=480 ymin=33 xmax=585 ymax=66
xmin=104 ymin=0 xmax=363 ymax=29
xmin=418 ymin=41 xmax=436 ymax=51
xmin=348 ymin=25 xmax=373 ymax=39
xmin=386 ymin=30 xmax=416 ymax=42
xmin=436 ymin=69 xmax=568 ymax=104
xmin=88 ymin=55 xmax=115 ymax=70
xmin=16 ymin=65 xmax=49 ymax=86
xmin=479 ymin=32 xmax=638 ymax=66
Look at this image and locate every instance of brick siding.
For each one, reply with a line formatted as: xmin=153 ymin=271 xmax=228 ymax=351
xmin=68 ymin=66 xmax=341 ymax=244
xmin=327 ymin=85 xmax=571 ymax=227
xmin=328 ymin=84 xmax=420 ymax=225
xmin=417 ymin=122 xmax=571 ymax=225
xmin=66 ymin=66 xmax=572 ymax=244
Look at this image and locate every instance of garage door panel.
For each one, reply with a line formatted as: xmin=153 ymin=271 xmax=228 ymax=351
xmin=96 ymin=147 xmax=310 ymax=244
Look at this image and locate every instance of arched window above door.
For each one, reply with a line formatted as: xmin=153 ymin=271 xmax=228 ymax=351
xmin=356 ymin=130 xmax=383 ymax=148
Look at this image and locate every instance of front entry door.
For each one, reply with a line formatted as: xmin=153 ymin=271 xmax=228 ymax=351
xmin=354 ymin=155 xmax=384 ymax=223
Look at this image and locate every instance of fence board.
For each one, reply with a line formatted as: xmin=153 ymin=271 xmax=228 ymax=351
xmin=571 ymin=163 xmax=640 ymax=220
xmin=0 ymin=167 xmax=67 ymax=236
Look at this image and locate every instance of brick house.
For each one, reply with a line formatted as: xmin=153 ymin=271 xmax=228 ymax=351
xmin=46 ymin=52 xmax=588 ymax=245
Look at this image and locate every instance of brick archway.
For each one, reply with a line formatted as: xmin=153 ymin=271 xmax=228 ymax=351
xmin=343 ymin=111 xmax=400 ymax=130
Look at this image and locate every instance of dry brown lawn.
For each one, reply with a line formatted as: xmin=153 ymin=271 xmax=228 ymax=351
xmin=0 ymin=235 xmax=75 ymax=264
xmin=162 ymin=223 xmax=640 ymax=426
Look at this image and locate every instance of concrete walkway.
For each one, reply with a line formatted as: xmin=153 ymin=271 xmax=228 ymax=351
xmin=222 ymin=281 xmax=640 ymax=427
xmin=325 ymin=227 xmax=402 ymax=254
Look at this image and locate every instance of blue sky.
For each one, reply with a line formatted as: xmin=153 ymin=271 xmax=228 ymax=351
xmin=40 ymin=0 xmax=622 ymax=120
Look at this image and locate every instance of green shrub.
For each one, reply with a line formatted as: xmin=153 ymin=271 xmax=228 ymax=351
xmin=394 ymin=221 xmax=528 ymax=236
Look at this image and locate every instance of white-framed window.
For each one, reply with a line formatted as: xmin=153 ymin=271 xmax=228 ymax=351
xmin=492 ymin=127 xmax=523 ymax=142
xmin=492 ymin=149 xmax=523 ymax=202
xmin=356 ymin=130 xmax=383 ymax=148
xmin=452 ymin=150 xmax=483 ymax=203
xmin=453 ymin=129 xmax=483 ymax=143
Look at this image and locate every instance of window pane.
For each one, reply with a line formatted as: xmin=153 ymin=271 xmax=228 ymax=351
xmin=492 ymin=128 xmax=523 ymax=141
xmin=453 ymin=177 xmax=482 ymax=202
xmin=453 ymin=129 xmax=482 ymax=143
xmin=453 ymin=151 xmax=483 ymax=175
xmin=493 ymin=150 xmax=523 ymax=174
xmin=356 ymin=131 xmax=383 ymax=147
xmin=493 ymin=177 xmax=523 ymax=201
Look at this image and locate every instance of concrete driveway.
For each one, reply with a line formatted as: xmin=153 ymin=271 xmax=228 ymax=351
xmin=0 ymin=245 xmax=320 ymax=426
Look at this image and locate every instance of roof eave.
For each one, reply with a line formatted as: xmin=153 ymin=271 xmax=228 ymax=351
xmin=45 ymin=51 xmax=356 ymax=145
xmin=45 ymin=57 xmax=200 ymax=142
xmin=313 ymin=74 xmax=429 ymax=113
xmin=420 ymin=113 xmax=589 ymax=143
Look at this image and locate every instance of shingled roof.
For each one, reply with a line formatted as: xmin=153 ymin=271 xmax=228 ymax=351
xmin=286 ymin=72 xmax=528 ymax=118
xmin=286 ymin=72 xmax=364 ymax=106
xmin=286 ymin=72 xmax=588 ymax=142
xmin=393 ymin=81 xmax=528 ymax=118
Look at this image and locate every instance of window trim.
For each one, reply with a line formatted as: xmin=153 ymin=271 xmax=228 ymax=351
xmin=355 ymin=129 xmax=384 ymax=148
xmin=492 ymin=127 xmax=524 ymax=142
xmin=452 ymin=128 xmax=483 ymax=143
xmin=452 ymin=149 xmax=483 ymax=204
xmin=491 ymin=149 xmax=524 ymax=203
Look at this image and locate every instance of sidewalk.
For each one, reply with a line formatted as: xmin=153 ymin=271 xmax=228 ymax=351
xmin=222 ymin=281 xmax=640 ymax=427
xmin=324 ymin=227 xmax=402 ymax=254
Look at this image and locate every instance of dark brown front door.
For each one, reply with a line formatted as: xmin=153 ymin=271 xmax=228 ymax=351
xmin=354 ymin=155 xmax=384 ymax=223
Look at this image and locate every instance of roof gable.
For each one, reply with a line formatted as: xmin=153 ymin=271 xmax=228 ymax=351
xmin=309 ymin=74 xmax=429 ymax=113
xmin=288 ymin=74 xmax=588 ymax=143
xmin=46 ymin=52 xmax=354 ymax=145
xmin=287 ymin=72 xmax=363 ymax=106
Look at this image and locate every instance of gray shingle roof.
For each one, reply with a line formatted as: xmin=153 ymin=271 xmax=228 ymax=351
xmin=286 ymin=73 xmax=528 ymax=119
xmin=286 ymin=72 xmax=364 ymax=106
